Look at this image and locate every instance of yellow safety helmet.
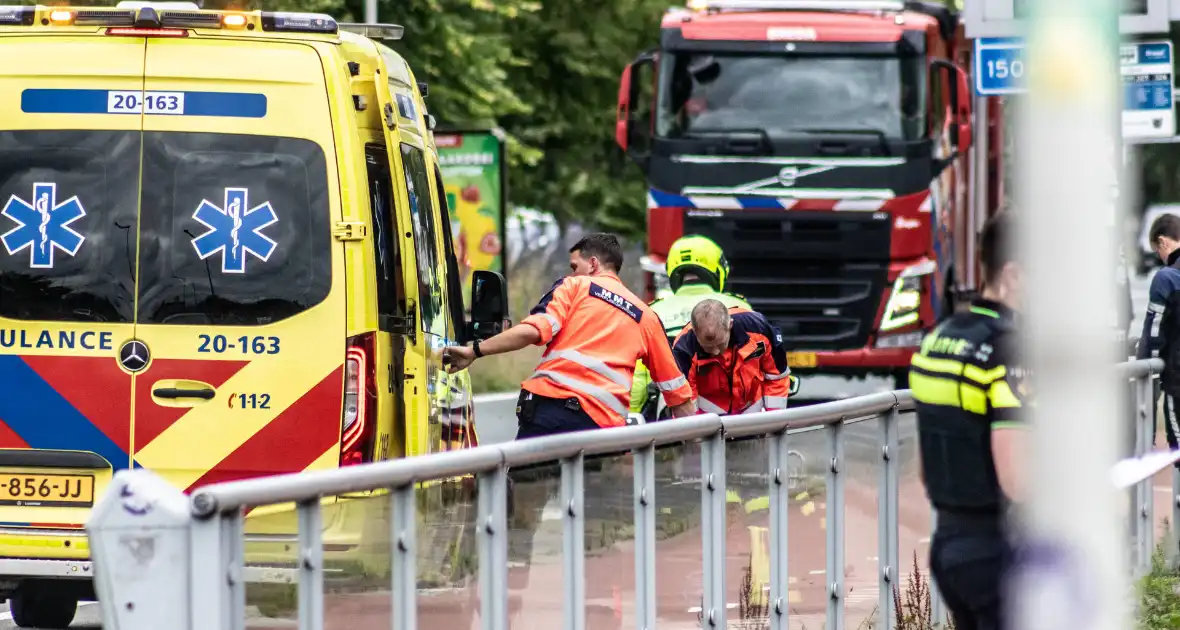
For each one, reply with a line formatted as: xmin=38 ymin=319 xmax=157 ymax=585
xmin=666 ymin=234 xmax=730 ymax=293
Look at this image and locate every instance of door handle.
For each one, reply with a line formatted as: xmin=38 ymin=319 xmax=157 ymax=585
xmin=153 ymin=387 xmax=215 ymax=400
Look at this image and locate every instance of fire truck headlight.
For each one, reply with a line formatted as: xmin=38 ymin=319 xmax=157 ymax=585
xmin=881 ymin=261 xmax=935 ymax=332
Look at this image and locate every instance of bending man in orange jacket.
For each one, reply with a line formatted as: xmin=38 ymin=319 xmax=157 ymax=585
xmin=443 ymin=233 xmax=697 ymax=438
xmin=672 ymin=299 xmax=791 ymax=415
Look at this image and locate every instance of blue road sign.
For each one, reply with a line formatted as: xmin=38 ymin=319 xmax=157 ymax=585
xmin=975 ymin=37 xmax=1026 ymax=96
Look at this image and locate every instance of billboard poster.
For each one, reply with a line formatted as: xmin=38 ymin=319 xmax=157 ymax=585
xmin=435 ymin=129 xmax=507 ymax=301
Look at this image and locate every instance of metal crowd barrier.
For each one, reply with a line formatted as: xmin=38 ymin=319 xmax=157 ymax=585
xmin=86 ymin=359 xmax=1167 ymax=630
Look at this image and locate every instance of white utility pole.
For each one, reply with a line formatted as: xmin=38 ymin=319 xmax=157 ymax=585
xmin=1012 ymin=1 xmax=1130 ymax=630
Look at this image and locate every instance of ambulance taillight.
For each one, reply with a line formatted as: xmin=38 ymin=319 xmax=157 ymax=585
xmin=340 ymin=333 xmax=377 ymax=466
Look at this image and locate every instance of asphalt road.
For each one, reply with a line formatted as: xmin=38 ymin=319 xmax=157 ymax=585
xmin=0 ymin=273 xmax=1154 ymax=630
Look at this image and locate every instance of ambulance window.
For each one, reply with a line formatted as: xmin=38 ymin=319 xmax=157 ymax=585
xmin=0 ymin=130 xmax=140 ymax=323
xmin=366 ymin=144 xmax=405 ymax=330
xmin=399 ymin=144 xmax=444 ymax=336
xmin=434 ymin=167 xmax=467 ymax=336
xmin=136 ymin=132 xmax=332 ymax=325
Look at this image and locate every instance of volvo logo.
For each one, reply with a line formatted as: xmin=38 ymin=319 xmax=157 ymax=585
xmin=777 ymin=166 xmax=799 ymax=187
xmin=119 ymin=340 xmax=150 ymax=373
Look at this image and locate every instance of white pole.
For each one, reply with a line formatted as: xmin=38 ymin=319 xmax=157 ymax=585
xmin=364 ymin=0 xmax=377 ymax=24
xmin=1012 ymin=0 xmax=1130 ymax=629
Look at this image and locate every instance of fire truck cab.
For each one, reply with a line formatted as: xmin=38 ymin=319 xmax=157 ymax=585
xmin=617 ymin=0 xmax=994 ymax=385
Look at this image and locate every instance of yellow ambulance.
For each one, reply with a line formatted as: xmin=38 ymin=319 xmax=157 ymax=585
xmin=0 ymin=3 xmax=507 ymax=626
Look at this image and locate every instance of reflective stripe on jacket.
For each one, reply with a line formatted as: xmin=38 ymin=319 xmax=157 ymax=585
xmin=629 ymin=285 xmax=750 ymax=413
xmin=521 ymin=273 xmax=693 ymax=427
xmin=671 ymin=307 xmax=790 ymax=415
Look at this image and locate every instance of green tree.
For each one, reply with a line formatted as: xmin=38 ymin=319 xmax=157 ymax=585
xmin=495 ymin=0 xmax=668 ymax=234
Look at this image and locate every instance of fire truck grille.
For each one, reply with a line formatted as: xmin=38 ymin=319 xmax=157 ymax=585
xmin=683 ymin=209 xmax=892 ymax=352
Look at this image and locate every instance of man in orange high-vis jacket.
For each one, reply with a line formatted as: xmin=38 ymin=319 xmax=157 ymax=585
xmin=443 ymin=233 xmax=697 ymax=438
xmin=672 ymin=299 xmax=791 ymax=415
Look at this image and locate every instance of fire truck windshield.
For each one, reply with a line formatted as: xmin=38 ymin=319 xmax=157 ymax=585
xmin=655 ymin=52 xmax=925 ymax=142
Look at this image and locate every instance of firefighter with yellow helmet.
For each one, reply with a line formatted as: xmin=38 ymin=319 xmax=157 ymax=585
xmin=630 ymin=235 xmax=751 ymax=420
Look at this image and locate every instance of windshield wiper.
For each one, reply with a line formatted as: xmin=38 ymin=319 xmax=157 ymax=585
xmin=682 ymin=128 xmax=772 ymax=155
xmin=790 ymin=127 xmax=891 ymax=156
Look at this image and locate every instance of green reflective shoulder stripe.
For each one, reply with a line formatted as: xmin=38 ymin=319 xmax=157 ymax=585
xmin=909 ymin=372 xmax=987 ymax=415
xmin=962 ymin=364 xmax=1006 ymax=386
xmin=911 ymin=353 xmax=963 ymax=375
xmin=969 ymin=306 xmax=1000 ymax=319
xmin=988 ymin=380 xmax=1021 ymax=409
xmin=991 ymin=421 xmax=1025 ymax=430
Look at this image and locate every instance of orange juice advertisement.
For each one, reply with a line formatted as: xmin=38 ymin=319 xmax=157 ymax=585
xmin=435 ymin=129 xmax=506 ymax=304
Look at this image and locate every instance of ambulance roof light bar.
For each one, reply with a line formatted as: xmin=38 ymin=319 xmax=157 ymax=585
xmin=338 ymin=22 xmax=404 ymax=40
xmin=0 ymin=6 xmax=35 ymax=25
xmin=116 ymin=1 xmax=200 ymax=9
xmin=686 ymin=0 xmax=905 ymax=12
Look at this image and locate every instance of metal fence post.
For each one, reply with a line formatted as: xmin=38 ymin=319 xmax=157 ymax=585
xmin=826 ymin=421 xmax=844 ymax=630
xmin=297 ymin=499 xmax=325 ymax=630
xmin=561 ymin=453 xmax=586 ymax=630
xmin=633 ymin=443 xmax=657 ymax=630
xmin=391 ymin=485 xmax=418 ymax=630
xmin=701 ymin=430 xmax=728 ymax=629
xmin=478 ymin=464 xmax=509 ymax=630
xmin=1172 ymin=466 xmax=1180 ymax=570
xmin=768 ymin=429 xmax=791 ymax=630
xmin=878 ymin=408 xmax=900 ymax=629
xmin=929 ymin=509 xmax=945 ymax=627
xmin=1135 ymin=373 xmax=1155 ymax=574
xmin=189 ymin=511 xmax=233 ymax=630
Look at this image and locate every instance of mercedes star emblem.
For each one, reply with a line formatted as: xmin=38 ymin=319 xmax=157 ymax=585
xmin=119 ymin=340 xmax=150 ymax=373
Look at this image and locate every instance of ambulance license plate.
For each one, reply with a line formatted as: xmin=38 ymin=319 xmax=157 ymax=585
xmin=786 ymin=352 xmax=817 ymax=368
xmin=0 ymin=474 xmax=94 ymax=507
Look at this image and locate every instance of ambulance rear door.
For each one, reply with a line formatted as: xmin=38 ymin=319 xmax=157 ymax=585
xmin=0 ymin=34 xmax=144 ymax=529
xmin=129 ymin=36 xmax=347 ymax=492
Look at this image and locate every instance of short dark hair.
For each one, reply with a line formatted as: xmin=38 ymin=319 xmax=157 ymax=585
xmin=1150 ymin=214 xmax=1180 ymax=245
xmin=979 ymin=212 xmax=1014 ymax=285
xmin=570 ymin=233 xmax=624 ymax=272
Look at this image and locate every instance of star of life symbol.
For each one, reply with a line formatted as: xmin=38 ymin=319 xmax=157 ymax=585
xmin=1 ymin=183 xmax=86 ymax=269
xmin=191 ymin=187 xmax=278 ymax=274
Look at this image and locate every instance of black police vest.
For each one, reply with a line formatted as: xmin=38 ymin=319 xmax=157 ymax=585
xmin=913 ymin=311 xmax=1014 ymax=516
xmin=1162 ymin=261 xmax=1180 ymax=396
xmin=919 ymin=410 xmax=1005 ymax=515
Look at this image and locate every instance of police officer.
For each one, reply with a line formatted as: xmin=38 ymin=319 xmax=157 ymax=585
xmin=1139 ymin=214 xmax=1180 ymax=460
xmin=910 ymin=212 xmax=1027 ymax=630
xmin=630 ymin=235 xmax=752 ymax=421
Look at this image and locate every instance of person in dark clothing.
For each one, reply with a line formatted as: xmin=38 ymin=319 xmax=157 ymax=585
xmin=1138 ymin=214 xmax=1180 ymax=460
xmin=910 ymin=212 xmax=1027 ymax=630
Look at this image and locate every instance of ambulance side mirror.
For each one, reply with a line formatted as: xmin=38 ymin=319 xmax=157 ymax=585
xmin=469 ymin=270 xmax=509 ymax=341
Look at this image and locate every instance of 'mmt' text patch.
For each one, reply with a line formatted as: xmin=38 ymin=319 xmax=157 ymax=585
xmin=589 ymin=283 xmax=642 ymax=323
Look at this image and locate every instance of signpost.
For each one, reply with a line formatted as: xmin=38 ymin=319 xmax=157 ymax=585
xmin=974 ymin=38 xmax=1176 ymax=142
xmin=975 ymin=37 xmax=1027 ymax=96
xmin=1120 ymin=40 xmax=1175 ymax=139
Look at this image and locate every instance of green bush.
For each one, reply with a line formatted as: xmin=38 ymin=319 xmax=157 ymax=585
xmin=1138 ymin=542 xmax=1180 ymax=630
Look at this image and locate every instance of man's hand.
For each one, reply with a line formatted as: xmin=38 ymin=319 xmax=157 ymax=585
xmin=442 ymin=345 xmax=476 ymax=373
xmin=668 ymin=400 xmax=697 ymax=418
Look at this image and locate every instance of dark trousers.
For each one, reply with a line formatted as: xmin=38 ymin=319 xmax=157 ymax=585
xmin=508 ymin=392 xmax=600 ymax=589
xmin=1162 ymin=392 xmax=1180 ymax=462
xmin=515 ymin=390 xmax=600 ymax=439
xmin=929 ymin=521 xmax=1010 ymax=630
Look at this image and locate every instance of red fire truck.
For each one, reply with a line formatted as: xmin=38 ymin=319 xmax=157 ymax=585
xmin=616 ymin=0 xmax=1005 ymax=387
